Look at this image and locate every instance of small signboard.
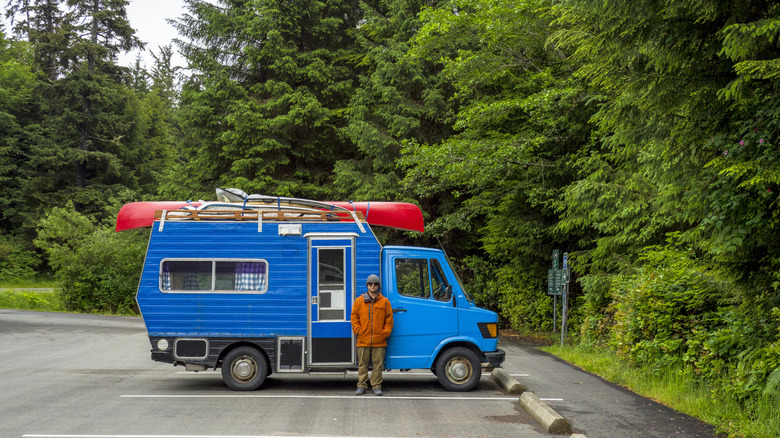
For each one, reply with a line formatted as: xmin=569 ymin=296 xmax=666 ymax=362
xmin=547 ymin=268 xmax=563 ymax=295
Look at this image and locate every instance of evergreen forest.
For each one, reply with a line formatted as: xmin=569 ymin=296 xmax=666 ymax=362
xmin=1 ymin=0 xmax=779 ymax=434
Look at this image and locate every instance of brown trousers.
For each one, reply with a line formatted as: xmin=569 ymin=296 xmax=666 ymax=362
xmin=356 ymin=346 xmax=386 ymax=389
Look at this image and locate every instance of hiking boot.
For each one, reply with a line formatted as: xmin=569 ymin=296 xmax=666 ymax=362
xmin=373 ymin=388 xmax=383 ymax=396
xmin=355 ymin=387 xmax=366 ymax=395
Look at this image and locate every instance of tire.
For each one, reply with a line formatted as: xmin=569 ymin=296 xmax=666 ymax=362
xmin=435 ymin=346 xmax=482 ymax=392
xmin=221 ymin=346 xmax=268 ymax=391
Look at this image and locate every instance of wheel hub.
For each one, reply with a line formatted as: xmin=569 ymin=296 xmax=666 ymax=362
xmin=447 ymin=358 xmax=472 ymax=383
xmin=232 ymin=356 xmax=257 ymax=381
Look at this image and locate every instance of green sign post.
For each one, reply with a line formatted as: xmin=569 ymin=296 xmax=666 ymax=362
xmin=549 ymin=249 xmax=572 ymax=346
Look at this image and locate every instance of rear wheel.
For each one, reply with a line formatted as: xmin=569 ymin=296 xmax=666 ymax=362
xmin=435 ymin=347 xmax=481 ymax=392
xmin=221 ymin=346 xmax=268 ymax=391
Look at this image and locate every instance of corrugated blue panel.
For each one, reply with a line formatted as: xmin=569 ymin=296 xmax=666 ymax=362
xmin=137 ymin=220 xmax=381 ymax=338
xmin=354 ymin=227 xmax=382 ymax=297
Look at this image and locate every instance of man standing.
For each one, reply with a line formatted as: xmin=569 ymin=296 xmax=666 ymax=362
xmin=351 ymin=274 xmax=393 ymax=395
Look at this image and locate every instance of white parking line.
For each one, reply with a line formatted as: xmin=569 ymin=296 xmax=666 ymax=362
xmin=121 ymin=394 xmax=517 ymax=401
xmin=509 ymin=373 xmax=529 ymax=377
xmin=24 ymin=435 xmax=384 ymax=438
xmin=175 ymin=371 xmax=446 ymax=376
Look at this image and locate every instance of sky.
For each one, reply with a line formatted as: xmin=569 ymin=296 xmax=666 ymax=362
xmin=119 ymin=0 xmax=188 ymax=69
xmin=2 ymin=0 xmax=190 ymax=69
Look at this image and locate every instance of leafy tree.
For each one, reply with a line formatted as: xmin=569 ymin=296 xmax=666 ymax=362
xmin=401 ymin=0 xmax=593 ymax=324
xmin=548 ymin=0 xmax=780 ymax=423
xmin=128 ymin=54 xmax=150 ymax=94
xmin=62 ymin=0 xmax=143 ymax=189
xmin=550 ymin=0 xmax=780 ymax=294
xmin=149 ymin=44 xmax=179 ymax=101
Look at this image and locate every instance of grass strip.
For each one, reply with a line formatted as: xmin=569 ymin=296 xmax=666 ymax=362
xmin=541 ymin=344 xmax=779 ymax=438
xmin=0 ymin=289 xmax=65 ymax=312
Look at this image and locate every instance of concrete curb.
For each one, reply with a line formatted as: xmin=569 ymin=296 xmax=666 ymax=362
xmin=518 ymin=391 xmax=572 ymax=435
xmin=490 ymin=368 xmax=526 ymax=394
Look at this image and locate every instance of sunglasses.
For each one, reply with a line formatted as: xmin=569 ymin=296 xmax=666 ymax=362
xmin=367 ymin=282 xmax=380 ymax=286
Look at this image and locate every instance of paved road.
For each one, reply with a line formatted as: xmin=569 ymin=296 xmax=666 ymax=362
xmin=0 ymin=309 xmax=722 ymax=438
xmin=500 ymin=339 xmax=723 ymax=438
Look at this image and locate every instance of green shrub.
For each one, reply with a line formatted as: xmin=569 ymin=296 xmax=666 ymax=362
xmin=0 ymin=235 xmax=42 ymax=280
xmin=593 ymin=242 xmax=780 ymax=407
xmin=578 ymin=274 xmax=615 ymax=347
xmin=34 ymin=203 xmax=148 ymax=314
xmin=608 ymin=245 xmax=729 ymax=370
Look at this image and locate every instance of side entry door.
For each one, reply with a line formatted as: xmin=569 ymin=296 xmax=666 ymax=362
xmin=308 ymin=237 xmax=355 ymax=365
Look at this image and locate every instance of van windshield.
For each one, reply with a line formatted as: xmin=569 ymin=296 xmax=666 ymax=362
xmin=444 ymin=253 xmax=473 ymax=303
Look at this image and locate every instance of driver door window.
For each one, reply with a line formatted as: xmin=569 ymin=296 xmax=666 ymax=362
xmin=395 ymin=258 xmax=451 ymax=301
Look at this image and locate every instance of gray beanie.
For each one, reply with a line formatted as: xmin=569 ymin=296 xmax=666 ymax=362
xmin=366 ymin=274 xmax=380 ymax=284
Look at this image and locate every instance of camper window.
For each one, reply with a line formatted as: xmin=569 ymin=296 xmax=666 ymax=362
xmin=160 ymin=259 xmax=269 ymax=293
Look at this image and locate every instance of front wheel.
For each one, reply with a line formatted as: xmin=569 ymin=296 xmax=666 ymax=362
xmin=435 ymin=347 xmax=482 ymax=392
xmin=221 ymin=346 xmax=268 ymax=391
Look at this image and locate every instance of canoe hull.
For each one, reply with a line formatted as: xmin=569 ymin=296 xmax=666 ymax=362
xmin=116 ymin=200 xmax=424 ymax=233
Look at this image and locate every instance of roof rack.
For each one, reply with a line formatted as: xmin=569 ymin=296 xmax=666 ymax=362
xmin=153 ymin=207 xmax=367 ymax=233
xmin=153 ymin=208 xmax=364 ymax=222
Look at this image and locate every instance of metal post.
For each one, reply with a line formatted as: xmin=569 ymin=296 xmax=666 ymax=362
xmin=553 ymin=295 xmax=557 ymax=332
xmin=560 ymin=283 xmax=566 ymax=346
xmin=560 ymin=282 xmax=568 ymax=346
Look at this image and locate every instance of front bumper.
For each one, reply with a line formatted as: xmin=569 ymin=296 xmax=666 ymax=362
xmin=483 ymin=348 xmax=506 ymax=367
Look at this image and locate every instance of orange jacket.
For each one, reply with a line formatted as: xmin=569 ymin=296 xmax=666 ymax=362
xmin=351 ymin=292 xmax=393 ymax=347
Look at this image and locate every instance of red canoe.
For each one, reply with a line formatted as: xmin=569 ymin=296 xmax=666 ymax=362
xmin=116 ymin=200 xmax=424 ymax=233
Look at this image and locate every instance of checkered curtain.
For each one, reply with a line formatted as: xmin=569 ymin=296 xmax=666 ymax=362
xmin=183 ymin=271 xmax=200 ymax=290
xmin=162 ymin=263 xmax=171 ymax=290
xmin=235 ymin=262 xmax=266 ymax=291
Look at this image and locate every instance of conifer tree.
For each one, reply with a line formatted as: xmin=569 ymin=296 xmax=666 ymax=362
xmin=335 ymin=0 xmax=452 ymax=202
xmin=173 ymin=0 xmax=362 ymax=198
xmin=5 ymin=0 xmax=171 ymax=225
xmin=0 ymin=29 xmax=38 ymax=234
xmin=5 ymin=0 xmax=66 ymax=79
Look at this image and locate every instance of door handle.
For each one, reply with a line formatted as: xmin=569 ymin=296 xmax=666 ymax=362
xmin=393 ymin=308 xmax=407 ymax=313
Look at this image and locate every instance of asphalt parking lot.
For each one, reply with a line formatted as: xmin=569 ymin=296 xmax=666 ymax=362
xmin=0 ymin=310 xmax=548 ymax=438
xmin=0 ymin=309 xmax=721 ymax=438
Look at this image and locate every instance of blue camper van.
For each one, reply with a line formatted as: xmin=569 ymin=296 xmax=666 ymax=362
xmin=118 ymin=193 xmax=504 ymax=391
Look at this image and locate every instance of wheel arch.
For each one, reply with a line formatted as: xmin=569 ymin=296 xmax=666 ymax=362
xmin=427 ymin=338 xmax=484 ymax=369
xmin=217 ymin=341 xmax=273 ymax=374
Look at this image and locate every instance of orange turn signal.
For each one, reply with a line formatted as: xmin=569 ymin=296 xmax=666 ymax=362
xmin=478 ymin=322 xmax=498 ymax=338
